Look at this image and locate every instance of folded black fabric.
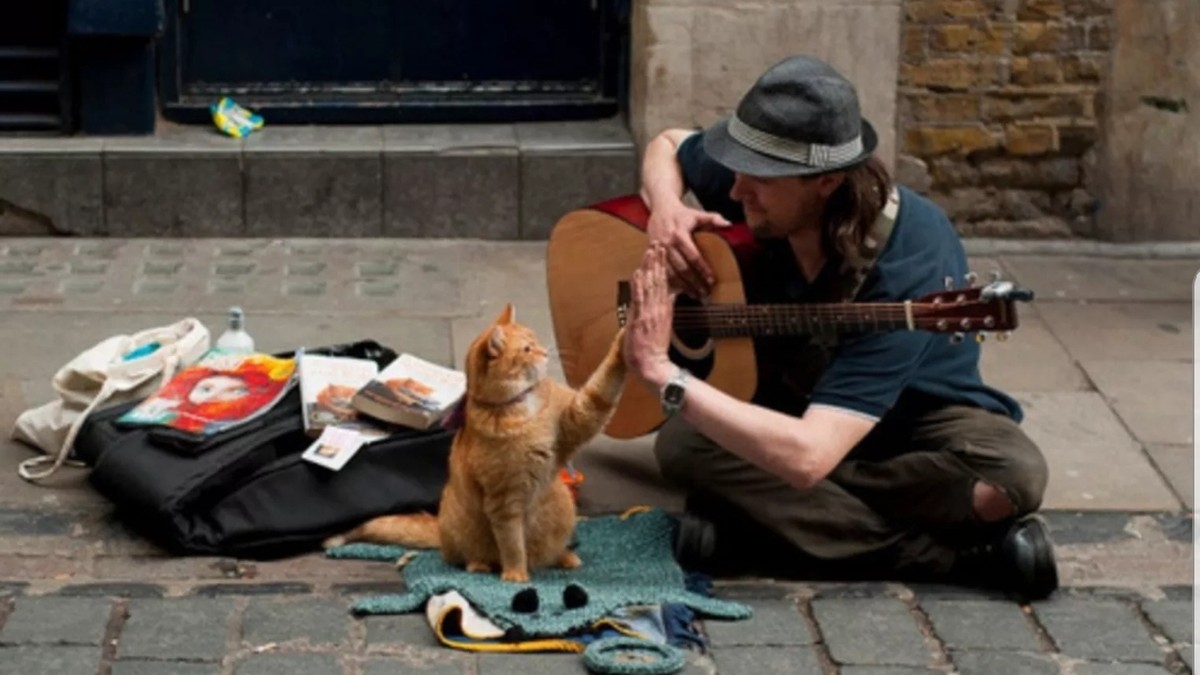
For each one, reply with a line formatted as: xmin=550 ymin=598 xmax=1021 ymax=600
xmin=73 ymin=339 xmax=453 ymax=559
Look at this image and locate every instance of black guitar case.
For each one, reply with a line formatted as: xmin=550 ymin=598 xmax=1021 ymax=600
xmin=72 ymin=339 xmax=454 ymax=559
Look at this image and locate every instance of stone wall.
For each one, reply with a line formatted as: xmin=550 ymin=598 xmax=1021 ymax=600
xmin=897 ymin=0 xmax=1112 ymax=237
xmin=1094 ymin=0 xmax=1198 ymax=242
xmin=630 ymin=0 xmax=903 ymax=171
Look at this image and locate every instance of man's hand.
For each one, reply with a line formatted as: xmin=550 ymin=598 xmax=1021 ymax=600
xmin=624 ymin=244 xmax=679 ymax=389
xmin=645 ymin=201 xmax=731 ymax=299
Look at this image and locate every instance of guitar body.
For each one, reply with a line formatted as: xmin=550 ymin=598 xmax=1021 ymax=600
xmin=546 ymin=195 xmax=760 ymax=439
xmin=546 ymin=195 xmax=1032 ymax=439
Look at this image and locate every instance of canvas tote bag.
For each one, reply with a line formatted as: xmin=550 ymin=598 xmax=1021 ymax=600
xmin=12 ymin=317 xmax=211 ymax=482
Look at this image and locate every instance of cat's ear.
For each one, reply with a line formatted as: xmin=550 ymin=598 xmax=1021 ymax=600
xmin=496 ymin=303 xmax=515 ymax=325
xmin=487 ymin=326 xmax=506 ymax=358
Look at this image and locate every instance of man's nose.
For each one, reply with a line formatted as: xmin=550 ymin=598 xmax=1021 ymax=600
xmin=729 ymin=173 xmax=748 ymax=201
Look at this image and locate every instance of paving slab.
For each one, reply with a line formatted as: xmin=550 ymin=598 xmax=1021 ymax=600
xmin=1031 ymin=598 xmax=1163 ymax=663
xmin=1036 ymin=301 xmax=1192 ymax=362
xmin=361 ymin=657 xmax=474 ymax=675
xmin=1051 ymin=515 xmax=1193 ymax=591
xmin=1072 ymin=665 xmax=1172 ymax=675
xmin=949 ymin=651 xmax=1058 ymax=675
xmin=0 ymin=238 xmax=478 ymax=317
xmin=1142 ymin=444 xmax=1193 ymax=509
xmin=117 ymin=597 xmax=234 ymax=661
xmin=702 ymin=598 xmax=814 ymax=647
xmin=710 ymin=645 xmax=825 ymax=674
xmin=978 ymin=310 xmax=1090 ymax=392
xmin=1139 ymin=599 xmax=1193 ymax=644
xmin=0 ymin=644 xmax=100 ymax=675
xmin=1080 ymin=360 xmax=1192 ymax=445
xmin=840 ymin=662 xmax=940 ymax=667
xmin=0 ymin=597 xmax=111 ymax=645
xmin=1 ymin=310 xmax=456 ymax=386
xmin=919 ymin=600 xmax=1041 ymax=652
xmin=232 ymin=653 xmax=344 ymax=675
xmin=241 ymin=597 xmax=352 ymax=648
xmin=810 ymin=598 xmax=931 ymax=667
xmin=997 ymin=256 xmax=1196 ymax=302
xmin=111 ymin=660 xmax=221 ymax=675
xmin=1014 ymin=392 xmax=1180 ymax=510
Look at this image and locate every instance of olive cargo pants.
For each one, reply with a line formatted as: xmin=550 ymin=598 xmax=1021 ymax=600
xmin=654 ymin=393 xmax=1049 ymax=579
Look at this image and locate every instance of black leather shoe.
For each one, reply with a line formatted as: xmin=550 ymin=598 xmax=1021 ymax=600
xmin=952 ymin=514 xmax=1059 ymax=601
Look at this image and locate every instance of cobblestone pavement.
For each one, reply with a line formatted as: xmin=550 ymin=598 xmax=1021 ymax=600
xmin=0 ymin=238 xmax=1194 ymax=674
xmin=0 ymin=581 xmax=1193 ymax=674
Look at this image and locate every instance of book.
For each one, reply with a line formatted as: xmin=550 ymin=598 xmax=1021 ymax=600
xmin=297 ymin=353 xmax=380 ymax=435
xmin=117 ymin=347 xmax=297 ymax=437
xmin=351 ymin=353 xmax=466 ymax=430
xmin=301 ymin=425 xmax=368 ymax=471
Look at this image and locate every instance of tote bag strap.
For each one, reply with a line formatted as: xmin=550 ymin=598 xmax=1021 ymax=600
xmin=18 ymin=318 xmax=210 ymax=483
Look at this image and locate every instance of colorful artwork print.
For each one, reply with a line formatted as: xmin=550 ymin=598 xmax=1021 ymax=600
xmin=385 ymin=377 xmax=440 ymax=412
xmin=119 ymin=349 xmax=297 ymax=436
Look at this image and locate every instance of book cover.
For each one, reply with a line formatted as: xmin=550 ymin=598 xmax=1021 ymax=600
xmin=298 ymin=353 xmax=379 ymax=435
xmin=352 ymin=353 xmax=466 ymax=430
xmin=117 ymin=347 xmax=297 ymax=437
xmin=301 ymin=425 xmax=368 ymax=471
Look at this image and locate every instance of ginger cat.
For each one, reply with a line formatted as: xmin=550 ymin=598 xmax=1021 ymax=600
xmin=323 ymin=303 xmax=627 ymax=583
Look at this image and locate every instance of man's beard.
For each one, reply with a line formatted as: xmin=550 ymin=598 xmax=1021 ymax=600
xmin=749 ymin=217 xmax=797 ymax=240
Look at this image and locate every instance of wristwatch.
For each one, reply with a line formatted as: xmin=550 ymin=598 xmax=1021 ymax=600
xmin=660 ymin=367 xmax=691 ymax=416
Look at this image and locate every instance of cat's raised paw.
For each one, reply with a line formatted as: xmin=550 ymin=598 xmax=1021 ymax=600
xmin=557 ymin=550 xmax=582 ymax=569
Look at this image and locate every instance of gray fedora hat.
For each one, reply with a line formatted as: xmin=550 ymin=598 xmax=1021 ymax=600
xmin=702 ymin=54 xmax=878 ymax=177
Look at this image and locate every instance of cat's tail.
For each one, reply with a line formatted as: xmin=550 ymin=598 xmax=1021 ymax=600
xmin=321 ymin=512 xmax=440 ymax=550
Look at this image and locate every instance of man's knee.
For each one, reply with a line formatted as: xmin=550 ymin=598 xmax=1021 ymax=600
xmin=992 ymin=434 xmax=1048 ymax=515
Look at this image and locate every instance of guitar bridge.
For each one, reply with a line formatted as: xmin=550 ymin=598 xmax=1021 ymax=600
xmin=616 ymin=280 xmax=631 ymax=327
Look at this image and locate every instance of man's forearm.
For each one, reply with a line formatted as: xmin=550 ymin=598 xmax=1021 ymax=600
xmin=641 ymin=364 xmax=823 ymax=489
xmin=639 ymin=129 xmax=693 ymax=210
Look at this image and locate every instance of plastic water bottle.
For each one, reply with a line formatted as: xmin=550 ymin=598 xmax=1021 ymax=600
xmin=216 ymin=306 xmax=255 ymax=353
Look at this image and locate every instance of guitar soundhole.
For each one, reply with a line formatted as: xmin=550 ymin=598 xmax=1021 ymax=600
xmin=668 ymin=295 xmax=715 ymax=380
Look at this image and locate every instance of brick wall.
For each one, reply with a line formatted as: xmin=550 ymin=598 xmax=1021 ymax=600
xmin=897 ymin=0 xmax=1112 ymax=237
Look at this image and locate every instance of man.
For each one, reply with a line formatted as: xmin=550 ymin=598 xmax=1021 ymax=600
xmin=620 ymin=54 xmax=1058 ymax=600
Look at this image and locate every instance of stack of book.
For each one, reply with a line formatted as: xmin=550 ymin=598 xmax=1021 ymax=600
xmin=296 ymin=352 xmax=466 ymax=470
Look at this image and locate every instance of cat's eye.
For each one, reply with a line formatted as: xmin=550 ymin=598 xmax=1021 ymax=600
xmin=523 ymin=345 xmax=532 ymax=353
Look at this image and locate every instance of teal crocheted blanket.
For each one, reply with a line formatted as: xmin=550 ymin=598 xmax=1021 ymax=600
xmin=327 ymin=508 xmax=752 ymax=636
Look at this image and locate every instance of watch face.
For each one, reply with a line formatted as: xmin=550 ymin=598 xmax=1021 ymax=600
xmin=664 ymin=384 xmax=685 ymax=405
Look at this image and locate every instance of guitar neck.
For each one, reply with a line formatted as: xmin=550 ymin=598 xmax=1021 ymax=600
xmin=673 ymin=302 xmax=916 ymax=339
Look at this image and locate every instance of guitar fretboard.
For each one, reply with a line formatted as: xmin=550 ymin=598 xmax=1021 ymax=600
xmin=671 ymin=303 xmax=915 ymax=338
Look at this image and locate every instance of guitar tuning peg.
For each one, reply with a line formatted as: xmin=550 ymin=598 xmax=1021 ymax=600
xmin=944 ymin=276 xmax=955 ymax=290
xmin=995 ymin=331 xmax=1010 ymax=342
xmin=975 ymin=332 xmax=986 ymax=343
xmin=964 ymin=272 xmax=978 ymax=286
xmin=990 ymin=270 xmax=1003 ymax=283
xmin=950 ymin=332 xmax=965 ymax=344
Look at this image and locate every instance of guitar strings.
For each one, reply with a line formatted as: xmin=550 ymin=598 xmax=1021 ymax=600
xmin=667 ymin=306 xmax=922 ymax=327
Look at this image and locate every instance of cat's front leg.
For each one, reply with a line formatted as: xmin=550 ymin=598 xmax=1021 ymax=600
xmin=484 ymin=493 xmax=530 ymax=583
xmin=557 ymin=327 xmax=628 ymax=454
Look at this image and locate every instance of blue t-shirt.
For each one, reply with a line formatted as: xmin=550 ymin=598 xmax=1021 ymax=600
xmin=676 ymin=133 xmax=1023 ymax=423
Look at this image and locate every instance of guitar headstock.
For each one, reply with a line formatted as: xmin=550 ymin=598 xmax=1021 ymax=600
xmin=913 ymin=271 xmax=1034 ymax=344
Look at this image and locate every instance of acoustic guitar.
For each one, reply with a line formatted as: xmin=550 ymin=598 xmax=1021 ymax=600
xmin=545 ymin=194 xmax=1034 ymax=439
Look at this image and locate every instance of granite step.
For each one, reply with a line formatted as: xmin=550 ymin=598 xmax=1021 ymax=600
xmin=0 ymin=118 xmax=638 ymax=239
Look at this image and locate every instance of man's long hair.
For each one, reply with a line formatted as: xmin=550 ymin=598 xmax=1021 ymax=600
xmin=821 ymin=155 xmax=893 ymax=264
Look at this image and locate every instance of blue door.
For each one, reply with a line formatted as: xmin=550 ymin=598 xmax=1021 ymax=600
xmin=159 ymin=0 xmax=626 ymax=124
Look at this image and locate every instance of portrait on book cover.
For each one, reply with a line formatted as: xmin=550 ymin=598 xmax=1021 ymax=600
xmin=312 ymin=383 xmax=359 ymax=425
xmin=385 ymin=377 xmax=439 ymax=411
xmin=119 ymin=350 xmax=296 ymax=436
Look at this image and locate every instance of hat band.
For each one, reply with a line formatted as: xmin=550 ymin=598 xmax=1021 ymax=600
xmin=728 ymin=114 xmax=863 ymax=168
